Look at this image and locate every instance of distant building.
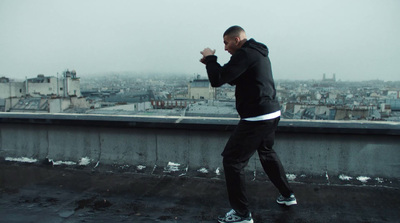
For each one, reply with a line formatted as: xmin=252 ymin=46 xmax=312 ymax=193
xmin=386 ymin=99 xmax=400 ymax=111
xmin=322 ymin=73 xmax=336 ymax=83
xmin=0 ymin=76 xmax=10 ymax=83
xmin=9 ymin=98 xmax=48 ymax=113
xmin=151 ymin=100 xmax=189 ymax=109
xmin=0 ymin=78 xmax=25 ymax=99
xmin=334 ymin=107 xmax=370 ymax=120
xmin=27 ymin=70 xmax=81 ymax=97
xmin=185 ymin=100 xmax=238 ymax=118
xmin=1 ymin=70 xmax=86 ymax=112
xmin=387 ymin=90 xmax=399 ymax=99
xmin=282 ymin=102 xmax=375 ymax=120
xmin=187 ymin=76 xmax=215 ymax=100
xmin=6 ymin=96 xmax=89 ymax=113
xmin=0 ymin=70 xmax=81 ymax=99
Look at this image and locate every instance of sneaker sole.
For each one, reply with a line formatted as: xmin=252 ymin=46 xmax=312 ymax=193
xmin=277 ymin=200 xmax=297 ymax=206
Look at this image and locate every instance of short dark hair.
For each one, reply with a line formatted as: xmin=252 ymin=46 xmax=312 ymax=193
xmin=223 ymin=25 xmax=245 ymax=38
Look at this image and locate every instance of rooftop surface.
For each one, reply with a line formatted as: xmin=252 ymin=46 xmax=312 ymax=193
xmin=1 ymin=162 xmax=399 ymax=223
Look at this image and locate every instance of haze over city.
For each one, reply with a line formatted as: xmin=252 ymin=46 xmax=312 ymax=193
xmin=1 ymin=0 xmax=399 ymax=81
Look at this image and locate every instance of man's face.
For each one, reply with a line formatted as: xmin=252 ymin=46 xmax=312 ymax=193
xmin=223 ymin=35 xmax=240 ymax=55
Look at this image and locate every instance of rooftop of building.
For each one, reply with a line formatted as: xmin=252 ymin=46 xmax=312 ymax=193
xmin=1 ymin=113 xmax=399 ymax=223
xmin=1 ymin=162 xmax=399 ymax=223
xmin=190 ymin=79 xmax=210 ymax=88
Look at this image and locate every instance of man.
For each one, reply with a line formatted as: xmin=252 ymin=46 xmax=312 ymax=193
xmin=200 ymin=26 xmax=297 ymax=223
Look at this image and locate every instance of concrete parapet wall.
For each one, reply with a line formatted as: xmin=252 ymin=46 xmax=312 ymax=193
xmin=0 ymin=113 xmax=399 ymax=180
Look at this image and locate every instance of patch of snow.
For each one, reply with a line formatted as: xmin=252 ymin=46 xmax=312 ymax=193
xmin=339 ymin=174 xmax=353 ymax=181
xmin=375 ymin=177 xmax=384 ymax=183
xmin=286 ymin=174 xmax=296 ymax=181
xmin=5 ymin=157 xmax=37 ymax=163
xmin=215 ymin=167 xmax=221 ymax=176
xmin=164 ymin=162 xmax=180 ymax=172
xmin=137 ymin=165 xmax=146 ymax=170
xmin=53 ymin=160 xmax=77 ymax=166
xmin=356 ymin=176 xmax=371 ymax=183
xmin=325 ymin=171 xmax=330 ymax=183
xmin=78 ymin=157 xmax=91 ymax=166
xmin=198 ymin=168 xmax=208 ymax=174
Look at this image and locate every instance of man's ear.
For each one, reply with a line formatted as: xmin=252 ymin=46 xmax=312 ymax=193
xmin=234 ymin=37 xmax=241 ymax=45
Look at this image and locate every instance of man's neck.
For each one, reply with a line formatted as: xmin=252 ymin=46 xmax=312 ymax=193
xmin=238 ymin=38 xmax=247 ymax=48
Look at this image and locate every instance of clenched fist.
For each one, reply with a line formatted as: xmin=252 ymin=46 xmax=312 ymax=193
xmin=200 ymin=48 xmax=216 ymax=64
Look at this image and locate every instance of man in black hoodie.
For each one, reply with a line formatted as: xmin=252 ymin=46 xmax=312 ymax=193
xmin=200 ymin=26 xmax=296 ymax=223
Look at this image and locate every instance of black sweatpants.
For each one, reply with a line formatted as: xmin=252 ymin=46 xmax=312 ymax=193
xmin=222 ymin=117 xmax=293 ymax=216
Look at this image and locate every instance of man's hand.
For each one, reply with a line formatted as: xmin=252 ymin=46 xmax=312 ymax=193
xmin=200 ymin=48 xmax=216 ymax=64
xmin=201 ymin=48 xmax=216 ymax=57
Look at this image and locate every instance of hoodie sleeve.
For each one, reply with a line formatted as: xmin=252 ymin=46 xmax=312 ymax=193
xmin=204 ymin=50 xmax=248 ymax=87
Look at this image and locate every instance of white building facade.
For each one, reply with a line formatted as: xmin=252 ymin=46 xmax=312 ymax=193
xmin=0 ymin=70 xmax=81 ymax=99
xmin=188 ymin=79 xmax=215 ymax=100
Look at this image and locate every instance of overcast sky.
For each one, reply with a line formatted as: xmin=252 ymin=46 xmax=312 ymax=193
xmin=1 ymin=0 xmax=399 ymax=81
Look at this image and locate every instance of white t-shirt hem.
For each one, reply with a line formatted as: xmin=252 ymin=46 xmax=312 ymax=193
xmin=242 ymin=110 xmax=281 ymax=121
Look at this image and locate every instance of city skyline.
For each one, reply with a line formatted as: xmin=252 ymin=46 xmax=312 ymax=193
xmin=1 ymin=68 xmax=400 ymax=122
xmin=4 ymin=71 xmax=400 ymax=84
xmin=1 ymin=0 xmax=399 ymax=81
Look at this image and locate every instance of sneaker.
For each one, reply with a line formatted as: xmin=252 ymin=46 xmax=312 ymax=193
xmin=276 ymin=194 xmax=297 ymax=206
xmin=218 ymin=209 xmax=253 ymax=223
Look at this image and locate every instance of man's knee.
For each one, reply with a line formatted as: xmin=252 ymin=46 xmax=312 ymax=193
xmin=223 ymin=156 xmax=247 ymax=171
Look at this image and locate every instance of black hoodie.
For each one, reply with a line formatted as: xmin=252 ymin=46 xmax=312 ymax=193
xmin=204 ymin=38 xmax=280 ymax=119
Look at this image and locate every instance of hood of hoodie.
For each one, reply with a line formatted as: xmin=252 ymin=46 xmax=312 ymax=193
xmin=243 ymin=38 xmax=269 ymax=57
